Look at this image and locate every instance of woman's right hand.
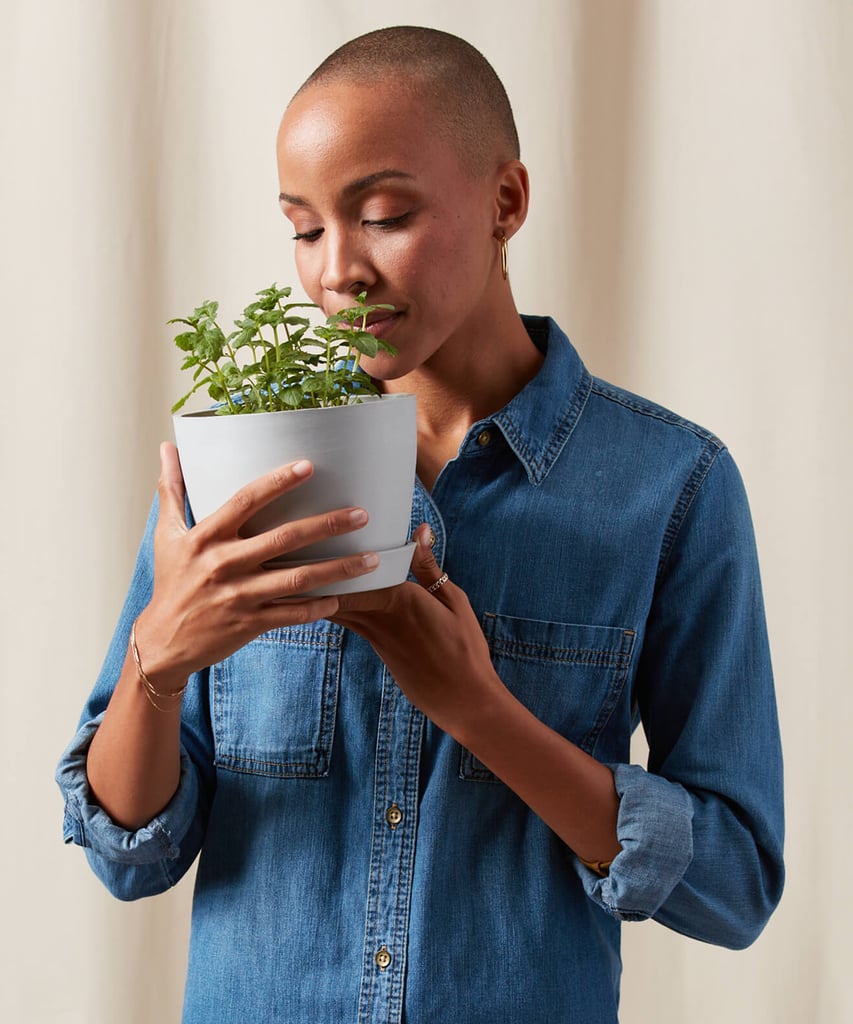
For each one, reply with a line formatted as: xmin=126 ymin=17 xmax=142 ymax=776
xmin=133 ymin=441 xmax=377 ymax=692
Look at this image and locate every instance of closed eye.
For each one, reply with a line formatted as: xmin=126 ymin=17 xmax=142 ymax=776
xmin=292 ymin=227 xmax=323 ymax=243
xmin=362 ymin=212 xmax=412 ymax=230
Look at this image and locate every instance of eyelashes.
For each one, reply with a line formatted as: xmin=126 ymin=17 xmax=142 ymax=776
xmin=292 ymin=211 xmax=413 ymax=243
xmin=363 ymin=212 xmax=412 ymax=230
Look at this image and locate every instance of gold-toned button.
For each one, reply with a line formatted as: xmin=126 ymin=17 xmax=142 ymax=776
xmin=375 ymin=945 xmax=392 ymax=971
xmin=476 ymin=429 xmax=492 ymax=447
xmin=386 ymin=803 xmax=403 ymax=830
xmin=428 ymin=528 xmax=436 ymax=548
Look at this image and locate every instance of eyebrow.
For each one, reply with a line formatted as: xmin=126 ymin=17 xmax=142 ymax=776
xmin=278 ymin=169 xmax=415 ymax=206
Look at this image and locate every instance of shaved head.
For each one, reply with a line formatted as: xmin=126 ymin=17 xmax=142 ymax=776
xmin=293 ymin=26 xmax=519 ymax=175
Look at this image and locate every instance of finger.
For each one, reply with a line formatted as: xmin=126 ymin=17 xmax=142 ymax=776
xmin=257 ymin=595 xmax=342 ymax=631
xmin=260 ymin=550 xmax=381 ymax=603
xmin=239 ymin=506 xmax=370 ymax=568
xmin=332 ymin=582 xmax=408 ymax=617
xmin=199 ymin=459 xmax=315 ymax=538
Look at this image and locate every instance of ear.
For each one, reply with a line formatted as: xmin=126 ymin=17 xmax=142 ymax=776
xmin=492 ymin=160 xmax=530 ymax=241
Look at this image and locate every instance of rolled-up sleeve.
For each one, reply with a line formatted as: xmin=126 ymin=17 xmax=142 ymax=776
xmin=575 ymin=764 xmax=694 ymax=920
xmin=56 ymin=495 xmax=215 ymax=900
xmin=56 ymin=711 xmax=208 ymax=899
xmin=576 ymin=447 xmax=784 ymax=948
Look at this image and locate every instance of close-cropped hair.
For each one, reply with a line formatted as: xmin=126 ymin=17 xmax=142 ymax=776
xmin=295 ymin=25 xmax=520 ymax=174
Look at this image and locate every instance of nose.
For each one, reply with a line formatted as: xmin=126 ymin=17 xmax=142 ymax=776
xmin=319 ymin=227 xmax=375 ymax=297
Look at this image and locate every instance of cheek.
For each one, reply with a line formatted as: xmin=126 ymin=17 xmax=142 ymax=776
xmin=383 ymin=223 xmax=470 ymax=292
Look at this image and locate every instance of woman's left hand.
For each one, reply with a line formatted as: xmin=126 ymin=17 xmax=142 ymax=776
xmin=333 ymin=523 xmax=622 ymax=863
xmin=330 ymin=524 xmax=502 ymax=740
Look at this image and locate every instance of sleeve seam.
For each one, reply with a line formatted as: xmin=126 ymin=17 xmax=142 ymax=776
xmin=656 ymin=438 xmax=725 ymax=582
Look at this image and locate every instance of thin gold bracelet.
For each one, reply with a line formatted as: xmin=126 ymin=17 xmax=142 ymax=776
xmin=130 ymin=617 xmax=188 ymax=712
xmin=577 ymin=855 xmax=613 ymax=878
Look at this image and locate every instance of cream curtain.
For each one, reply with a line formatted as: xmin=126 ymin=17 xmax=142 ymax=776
xmin=3 ymin=1 xmax=850 ymax=1021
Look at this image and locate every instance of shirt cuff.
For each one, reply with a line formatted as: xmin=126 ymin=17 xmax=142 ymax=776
xmin=574 ymin=763 xmax=694 ymax=921
xmin=56 ymin=713 xmax=199 ymax=865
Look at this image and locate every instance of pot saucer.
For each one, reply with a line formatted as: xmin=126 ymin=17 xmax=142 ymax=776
xmin=271 ymin=541 xmax=418 ymax=597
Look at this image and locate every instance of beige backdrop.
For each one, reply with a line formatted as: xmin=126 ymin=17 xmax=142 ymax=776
xmin=2 ymin=1 xmax=850 ymax=1021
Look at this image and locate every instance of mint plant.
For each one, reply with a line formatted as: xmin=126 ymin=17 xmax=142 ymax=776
xmin=170 ymin=285 xmax=397 ymax=414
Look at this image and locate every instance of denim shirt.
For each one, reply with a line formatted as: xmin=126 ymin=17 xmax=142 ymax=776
xmin=57 ymin=316 xmax=784 ymax=1024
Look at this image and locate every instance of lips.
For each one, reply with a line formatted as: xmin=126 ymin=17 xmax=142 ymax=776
xmin=362 ymin=311 xmax=402 ymax=338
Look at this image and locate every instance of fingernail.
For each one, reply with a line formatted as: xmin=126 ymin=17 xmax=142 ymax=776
xmin=362 ymin=552 xmax=380 ymax=570
xmin=291 ymin=460 xmax=312 ymax=477
xmin=349 ymin=508 xmax=368 ymax=527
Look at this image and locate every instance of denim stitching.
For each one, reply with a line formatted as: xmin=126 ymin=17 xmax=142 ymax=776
xmin=461 ymin=619 xmax=636 ymax=780
xmin=212 ymin=625 xmax=342 ymax=778
xmin=486 ymin=640 xmax=631 ymax=667
xmin=358 ymin=676 xmax=395 ymax=1023
xmin=495 ymin=369 xmax=592 ymax=485
xmin=388 ymin=701 xmax=421 ymax=1022
xmin=589 ymin=379 xmax=721 ymax=444
xmin=657 ymin=437 xmax=724 ymax=582
xmin=584 ymin=629 xmax=637 ymax=756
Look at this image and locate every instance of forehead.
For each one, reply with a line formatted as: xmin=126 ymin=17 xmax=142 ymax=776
xmin=277 ymin=79 xmax=463 ymax=184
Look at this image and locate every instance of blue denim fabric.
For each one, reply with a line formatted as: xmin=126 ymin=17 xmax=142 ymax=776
xmin=57 ymin=316 xmax=784 ymax=1023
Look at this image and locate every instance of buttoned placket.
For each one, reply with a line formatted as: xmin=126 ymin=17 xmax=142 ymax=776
xmin=356 ymin=670 xmax=424 ymax=1024
xmin=354 ymin=485 xmax=446 ymax=1024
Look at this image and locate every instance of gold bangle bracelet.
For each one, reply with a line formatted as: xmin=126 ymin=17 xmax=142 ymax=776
xmin=130 ymin=617 xmax=188 ymax=711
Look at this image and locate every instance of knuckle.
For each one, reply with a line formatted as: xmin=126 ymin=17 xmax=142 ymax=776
xmin=286 ymin=601 xmax=312 ymax=625
xmin=193 ymin=540 xmax=238 ymax=586
xmin=229 ymin=488 xmax=253 ymax=515
xmin=184 ymin=525 xmax=208 ymax=559
xmin=341 ymin=557 xmax=363 ymax=579
xmin=269 ymin=524 xmax=296 ymax=551
xmin=289 ymin=567 xmax=312 ymax=593
xmin=197 ymin=553 xmax=226 ymax=587
xmin=417 ymin=548 xmax=437 ymax=570
xmin=325 ymin=512 xmax=345 ymax=537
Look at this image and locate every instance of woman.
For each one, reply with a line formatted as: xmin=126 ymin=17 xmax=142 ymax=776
xmin=58 ymin=26 xmax=784 ymax=1024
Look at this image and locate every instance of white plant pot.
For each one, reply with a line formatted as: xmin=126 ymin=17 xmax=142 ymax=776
xmin=173 ymin=394 xmax=417 ymax=595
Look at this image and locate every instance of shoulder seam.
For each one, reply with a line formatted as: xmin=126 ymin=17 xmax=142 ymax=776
xmin=589 ymin=378 xmax=719 ymax=445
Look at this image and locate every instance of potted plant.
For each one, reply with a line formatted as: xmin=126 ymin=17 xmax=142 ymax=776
xmin=170 ymin=284 xmax=417 ymax=595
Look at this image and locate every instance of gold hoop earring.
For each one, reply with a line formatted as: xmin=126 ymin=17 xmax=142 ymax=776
xmin=500 ymin=233 xmax=509 ymax=281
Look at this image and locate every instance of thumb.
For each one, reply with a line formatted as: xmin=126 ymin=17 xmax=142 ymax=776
xmin=157 ymin=441 xmax=188 ymax=522
xmin=410 ymin=523 xmax=443 ymax=587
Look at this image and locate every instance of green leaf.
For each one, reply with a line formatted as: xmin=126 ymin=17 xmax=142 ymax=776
xmin=350 ymin=331 xmax=379 ymax=358
xmin=173 ymin=331 xmax=199 ymax=352
xmin=280 ymin=386 xmax=305 ymax=408
xmin=230 ymin=326 xmax=258 ymax=349
xmin=192 ymin=300 xmax=219 ymax=320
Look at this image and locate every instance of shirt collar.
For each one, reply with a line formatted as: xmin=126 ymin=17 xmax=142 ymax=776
xmin=489 ymin=316 xmax=592 ymax=486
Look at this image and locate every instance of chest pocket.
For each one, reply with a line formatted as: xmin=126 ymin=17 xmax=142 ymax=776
xmin=460 ymin=614 xmax=636 ymax=783
xmin=212 ymin=622 xmax=343 ymax=778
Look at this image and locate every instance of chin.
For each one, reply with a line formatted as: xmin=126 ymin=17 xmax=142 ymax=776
xmin=362 ymin=354 xmax=411 ymax=383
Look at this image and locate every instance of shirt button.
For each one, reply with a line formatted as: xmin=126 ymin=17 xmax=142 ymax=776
xmin=476 ymin=429 xmax=492 ymax=448
xmin=428 ymin=529 xmax=436 ymax=548
xmin=375 ymin=945 xmax=392 ymax=971
xmin=385 ymin=803 xmax=403 ymax=830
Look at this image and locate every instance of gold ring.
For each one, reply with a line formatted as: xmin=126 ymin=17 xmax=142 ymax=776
xmin=427 ymin=572 xmax=449 ymax=594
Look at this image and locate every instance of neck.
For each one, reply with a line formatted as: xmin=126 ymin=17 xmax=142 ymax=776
xmin=383 ymin=308 xmax=543 ymax=489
